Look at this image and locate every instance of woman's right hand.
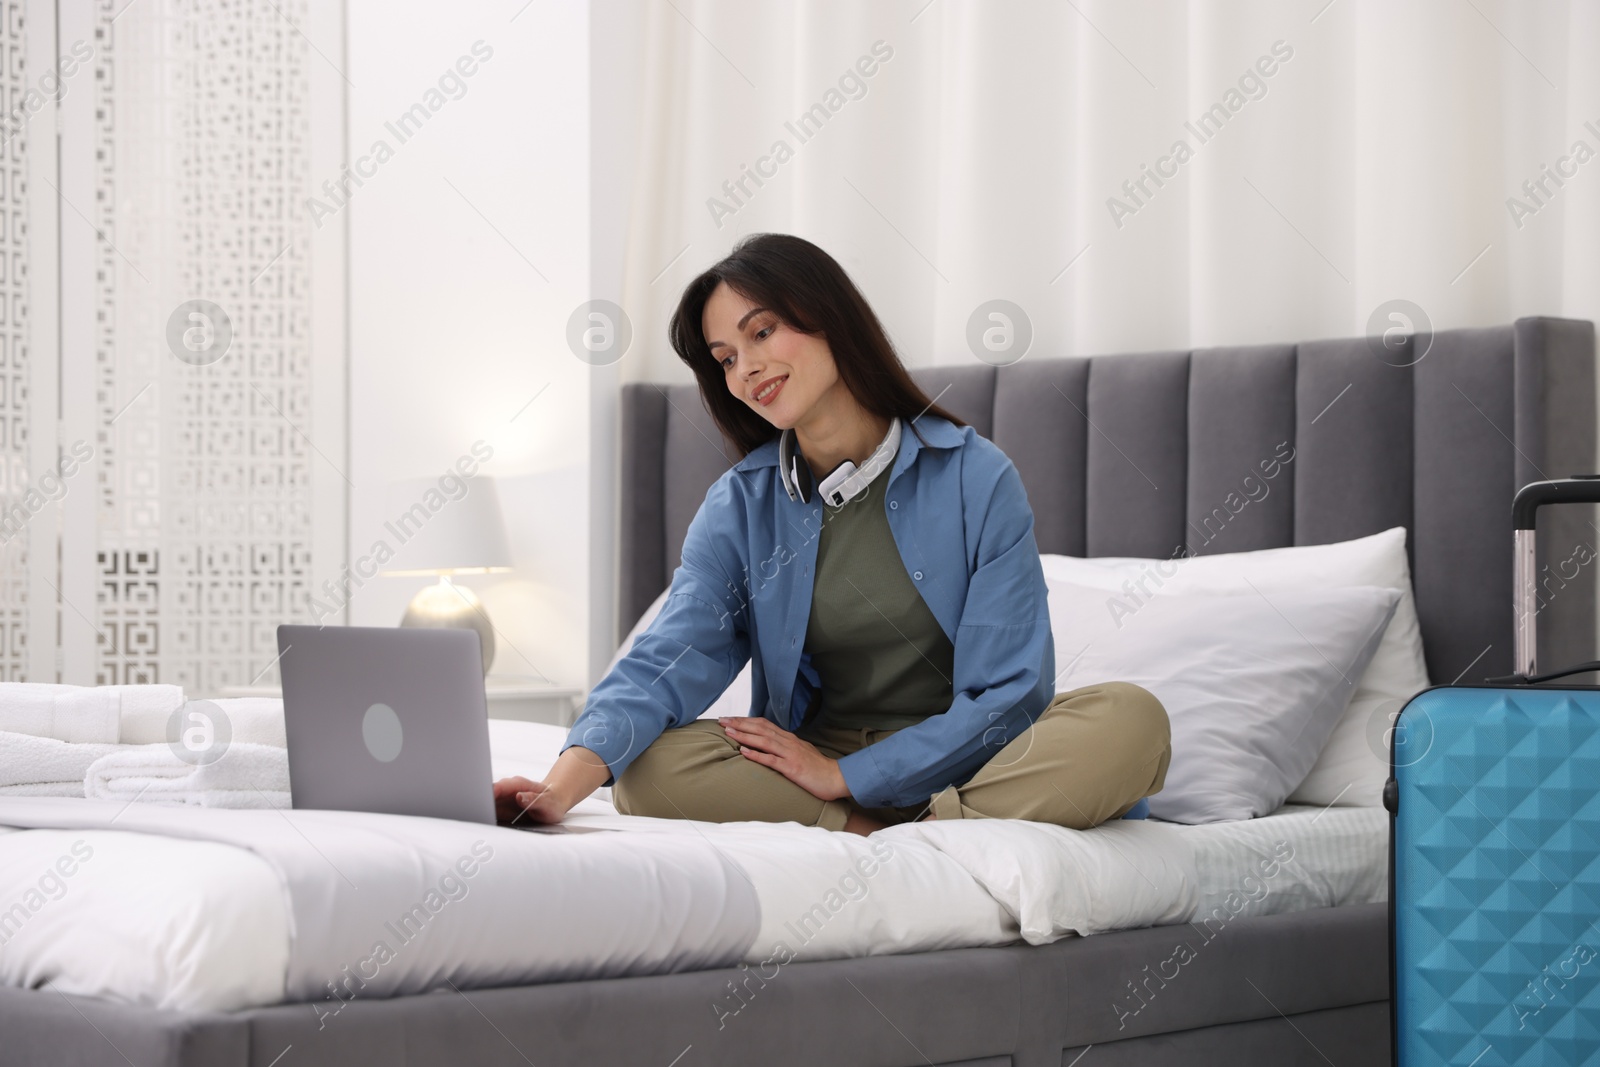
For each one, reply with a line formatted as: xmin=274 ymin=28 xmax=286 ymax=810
xmin=492 ymin=775 xmax=570 ymax=826
xmin=491 ymin=747 xmax=613 ymax=827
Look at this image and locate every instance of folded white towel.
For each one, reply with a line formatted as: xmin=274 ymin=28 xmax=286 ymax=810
xmin=121 ymin=697 xmax=288 ymax=749
xmin=0 ymin=730 xmax=124 ymax=796
xmin=0 ymin=683 xmax=186 ymax=744
xmin=0 ymin=684 xmax=291 ymax=751
xmin=0 ymin=782 xmax=87 ymax=797
xmin=83 ymin=742 xmax=290 ymax=810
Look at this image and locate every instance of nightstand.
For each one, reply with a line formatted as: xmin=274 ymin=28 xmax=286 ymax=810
xmin=212 ymin=677 xmax=584 ymax=727
xmin=480 ymin=677 xmax=585 ymax=727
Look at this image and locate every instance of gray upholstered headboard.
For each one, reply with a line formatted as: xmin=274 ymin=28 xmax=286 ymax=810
xmin=618 ymin=316 xmax=1597 ymax=684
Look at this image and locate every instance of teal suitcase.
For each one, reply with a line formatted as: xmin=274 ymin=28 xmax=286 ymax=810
xmin=1389 ymin=478 xmax=1600 ymax=1066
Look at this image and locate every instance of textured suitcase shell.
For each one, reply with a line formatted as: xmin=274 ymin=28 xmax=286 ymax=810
xmin=1391 ymin=684 xmax=1600 ymax=1065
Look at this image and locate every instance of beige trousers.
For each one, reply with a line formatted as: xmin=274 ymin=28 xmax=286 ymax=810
xmin=611 ymin=682 xmax=1172 ymax=832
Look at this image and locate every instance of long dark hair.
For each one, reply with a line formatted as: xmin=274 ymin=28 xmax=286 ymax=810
xmin=668 ymin=233 xmax=966 ymax=457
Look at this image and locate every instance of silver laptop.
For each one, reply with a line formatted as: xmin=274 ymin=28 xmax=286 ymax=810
xmin=276 ymin=624 xmax=495 ymax=824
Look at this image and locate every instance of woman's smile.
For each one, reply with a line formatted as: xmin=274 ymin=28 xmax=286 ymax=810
xmin=752 ymin=374 xmax=787 ymax=407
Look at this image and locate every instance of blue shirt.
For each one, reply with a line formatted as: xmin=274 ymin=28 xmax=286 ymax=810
xmin=564 ymin=413 xmax=1149 ymax=819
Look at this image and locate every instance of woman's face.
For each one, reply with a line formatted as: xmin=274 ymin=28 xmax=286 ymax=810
xmin=702 ymin=281 xmax=842 ymax=432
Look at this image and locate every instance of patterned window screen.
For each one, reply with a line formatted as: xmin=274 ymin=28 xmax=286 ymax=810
xmin=0 ymin=0 xmax=342 ymax=689
xmin=90 ymin=0 xmax=321 ymax=690
xmin=0 ymin=0 xmax=34 ymax=683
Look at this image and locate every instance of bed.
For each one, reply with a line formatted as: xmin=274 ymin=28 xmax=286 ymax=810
xmin=1 ymin=315 xmax=1594 ymax=1066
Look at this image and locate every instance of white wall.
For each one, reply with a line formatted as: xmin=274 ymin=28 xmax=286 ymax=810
xmin=347 ymin=1 xmax=593 ymax=689
xmin=587 ymin=3 xmax=650 ymax=674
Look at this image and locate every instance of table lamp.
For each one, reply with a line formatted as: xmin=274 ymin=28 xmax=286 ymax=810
xmin=379 ymin=475 xmax=514 ymax=675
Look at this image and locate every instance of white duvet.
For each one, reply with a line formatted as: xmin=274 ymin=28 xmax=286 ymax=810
xmin=0 ymin=721 xmax=1384 ymax=1013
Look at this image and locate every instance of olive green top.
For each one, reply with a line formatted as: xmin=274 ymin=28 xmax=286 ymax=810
xmin=800 ymin=470 xmax=956 ymax=732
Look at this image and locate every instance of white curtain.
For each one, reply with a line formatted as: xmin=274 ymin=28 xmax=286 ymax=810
xmin=607 ymin=0 xmax=1600 ymax=383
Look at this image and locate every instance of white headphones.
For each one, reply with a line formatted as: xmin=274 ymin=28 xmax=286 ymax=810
xmin=779 ymin=417 xmax=902 ymax=506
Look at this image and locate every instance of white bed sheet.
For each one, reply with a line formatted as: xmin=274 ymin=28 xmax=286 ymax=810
xmin=1182 ymin=802 xmax=1389 ymax=921
xmin=0 ymin=796 xmax=764 ymax=1016
xmin=0 ymin=825 xmax=290 ymax=1011
xmin=0 ymin=720 xmax=1388 ymax=1014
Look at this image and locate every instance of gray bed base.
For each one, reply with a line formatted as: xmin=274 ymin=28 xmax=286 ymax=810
xmin=3 ymin=905 xmax=1385 ymax=1067
xmin=3 ymin=316 xmax=1594 ymax=1066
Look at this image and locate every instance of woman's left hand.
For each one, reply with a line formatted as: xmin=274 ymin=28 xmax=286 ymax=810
xmin=719 ymin=717 xmax=849 ymax=801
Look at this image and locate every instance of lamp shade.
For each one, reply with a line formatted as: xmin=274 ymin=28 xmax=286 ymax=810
xmin=378 ymin=474 xmax=514 ymax=576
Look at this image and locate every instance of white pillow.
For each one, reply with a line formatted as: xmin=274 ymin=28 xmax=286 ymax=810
xmin=1040 ymin=528 xmax=1430 ymax=807
xmin=1048 ymin=579 xmax=1400 ymax=823
xmin=607 ymin=590 xmax=753 ymax=720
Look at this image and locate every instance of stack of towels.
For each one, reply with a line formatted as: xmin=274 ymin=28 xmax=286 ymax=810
xmin=0 ymin=683 xmax=291 ymax=809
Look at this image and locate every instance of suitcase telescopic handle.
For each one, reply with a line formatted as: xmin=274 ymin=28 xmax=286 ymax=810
xmin=1512 ymin=475 xmax=1600 ymax=678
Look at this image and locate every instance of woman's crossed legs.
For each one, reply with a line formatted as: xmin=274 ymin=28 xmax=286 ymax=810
xmin=612 ymin=681 xmax=1171 ymax=832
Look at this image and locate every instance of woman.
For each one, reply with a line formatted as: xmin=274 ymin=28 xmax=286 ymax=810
xmin=494 ymin=233 xmax=1170 ymax=835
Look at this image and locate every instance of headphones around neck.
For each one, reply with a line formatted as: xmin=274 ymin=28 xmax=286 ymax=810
xmin=779 ymin=418 xmax=902 ymax=506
